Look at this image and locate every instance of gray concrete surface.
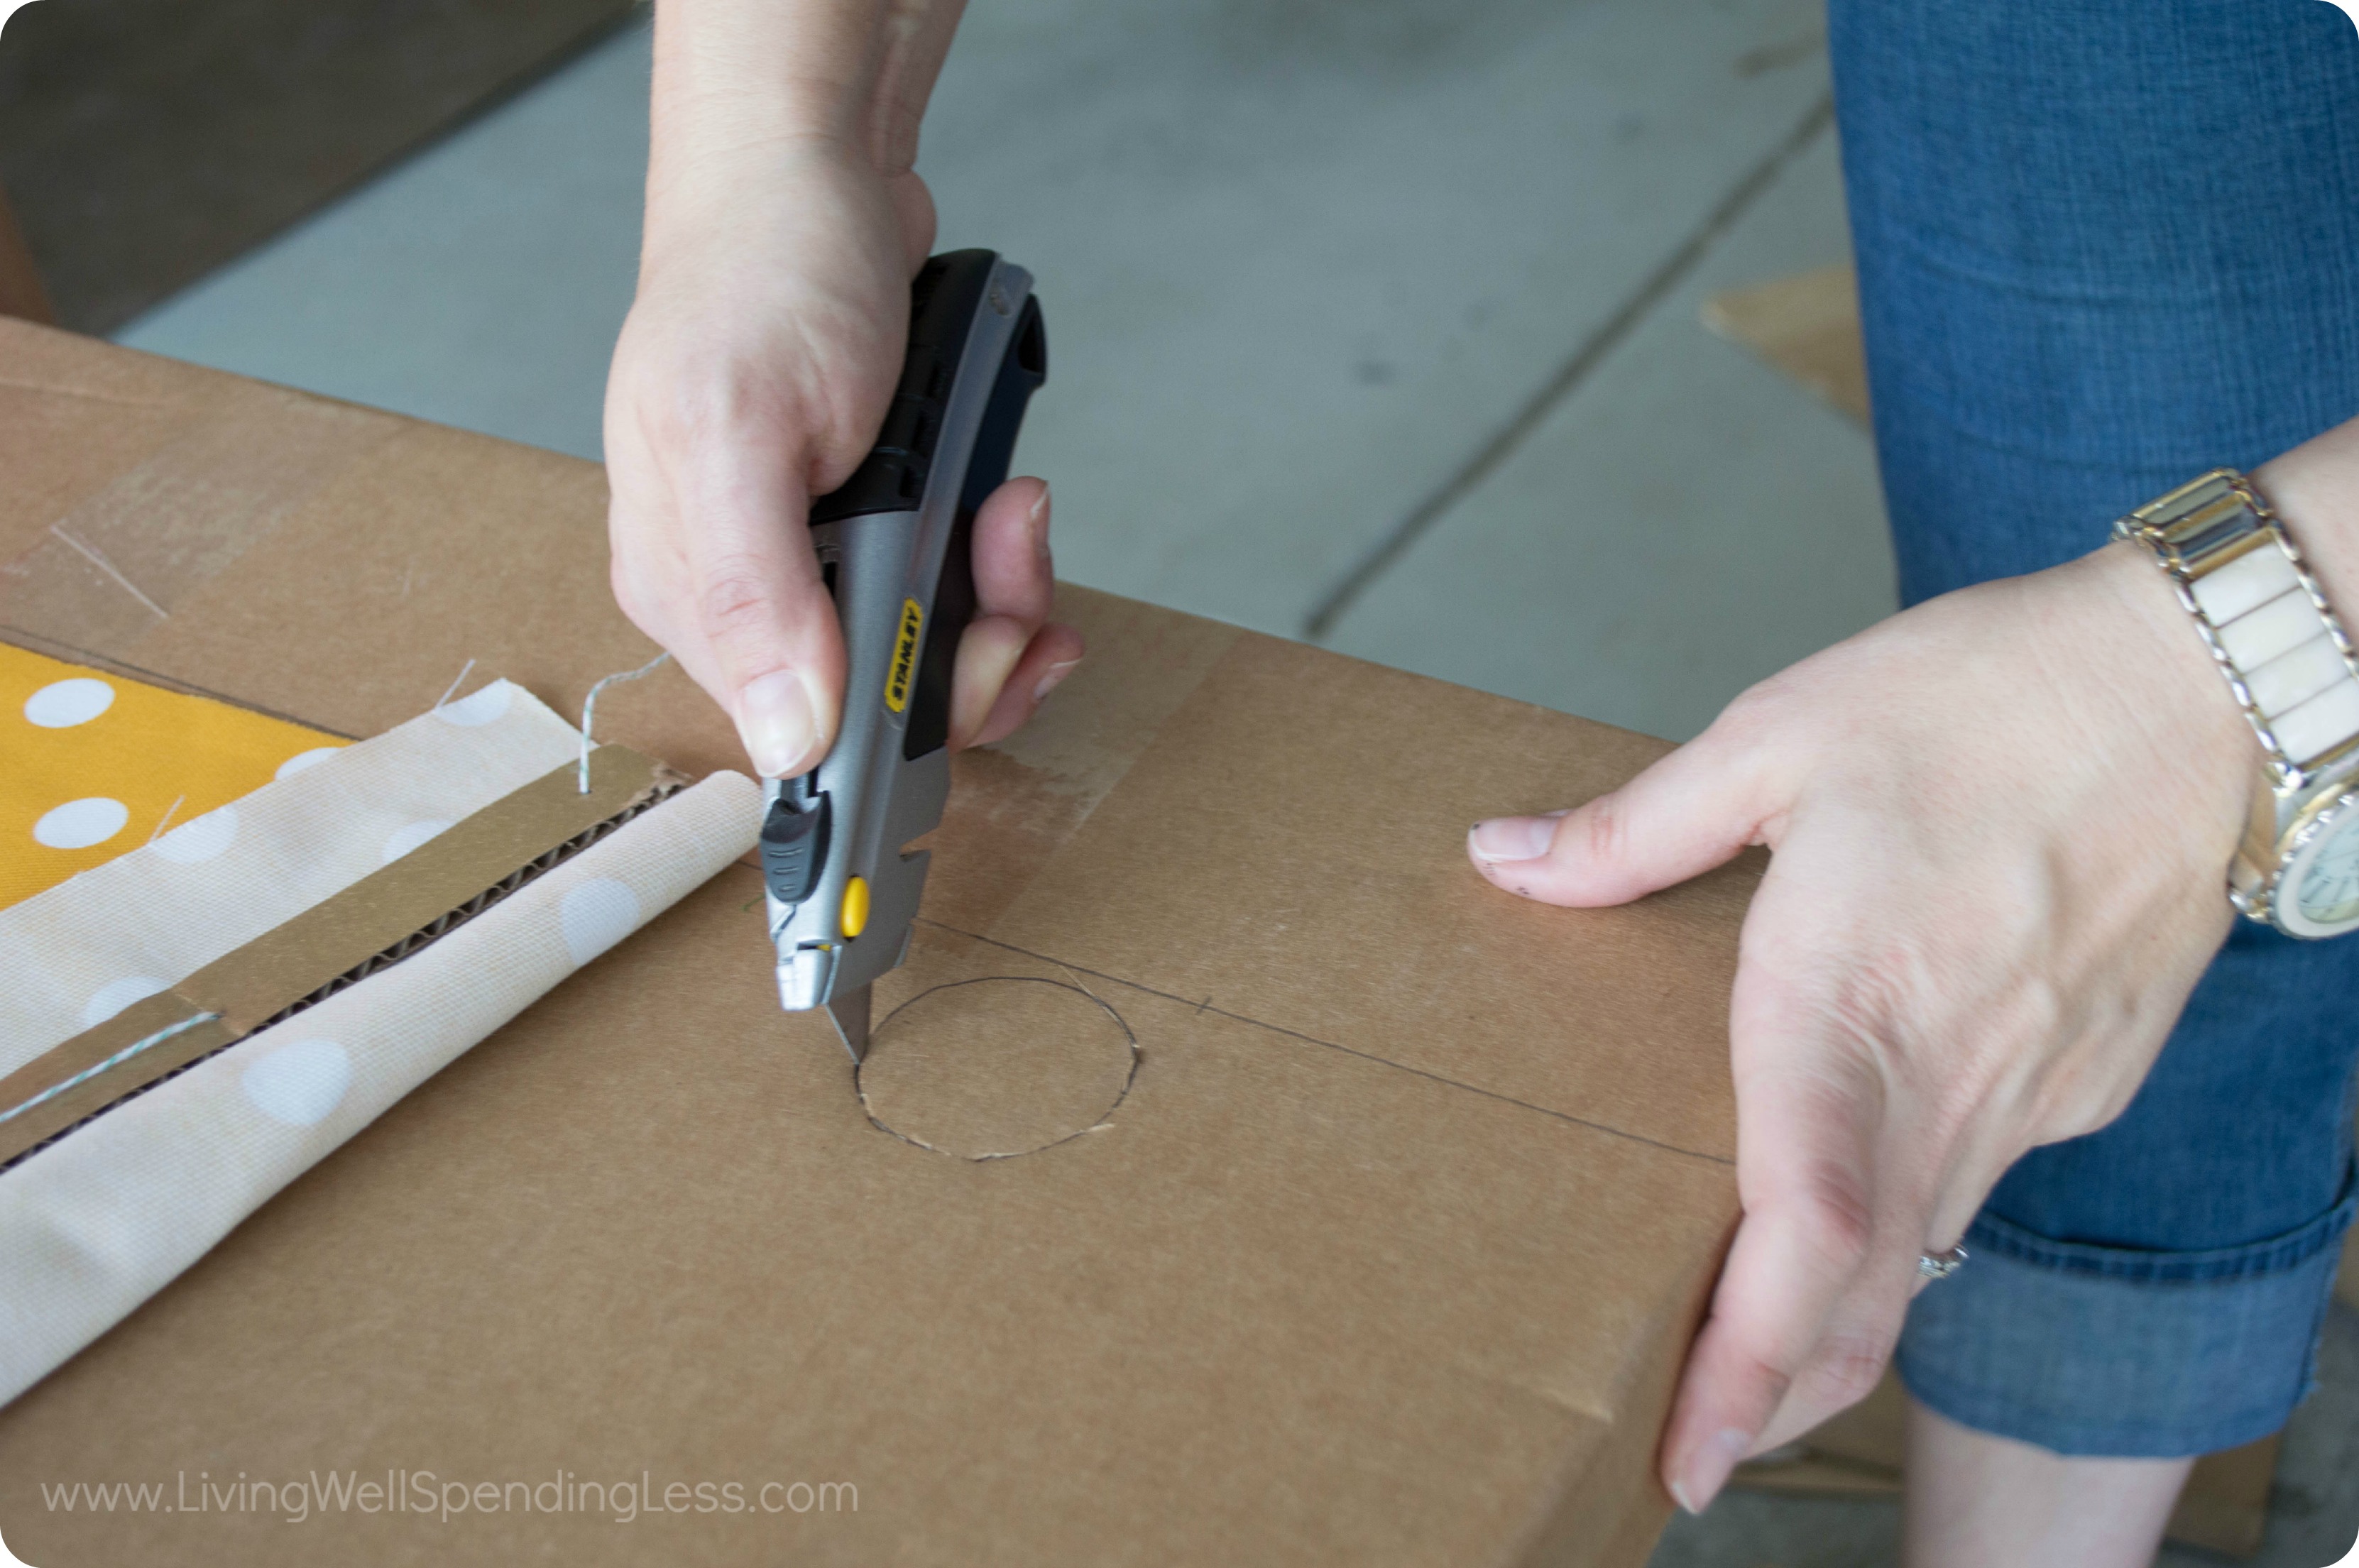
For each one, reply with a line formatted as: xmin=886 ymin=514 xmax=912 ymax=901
xmin=1318 ymin=126 xmax=1891 ymax=741
xmin=116 ymin=0 xmax=1868 ymax=742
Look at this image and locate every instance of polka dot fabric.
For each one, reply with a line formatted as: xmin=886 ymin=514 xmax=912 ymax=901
xmin=0 ymin=676 xmax=587 ymax=1076
xmin=1 ymin=643 xmax=344 ymax=909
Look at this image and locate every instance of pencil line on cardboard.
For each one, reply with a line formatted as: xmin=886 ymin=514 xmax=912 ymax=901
xmin=914 ymin=921 xmax=1732 ymax=1168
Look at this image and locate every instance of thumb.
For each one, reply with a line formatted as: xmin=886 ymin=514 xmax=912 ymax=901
xmin=679 ymin=435 xmax=847 ymax=780
xmin=1466 ymin=730 xmax=1775 ymax=906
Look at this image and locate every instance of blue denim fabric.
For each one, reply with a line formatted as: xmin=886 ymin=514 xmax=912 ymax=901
xmin=1828 ymin=0 xmax=2359 ymax=1454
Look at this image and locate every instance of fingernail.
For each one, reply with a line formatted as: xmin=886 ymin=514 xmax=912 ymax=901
xmin=1029 ymin=484 xmax=1053 ymax=561
xmin=1033 ymin=657 xmax=1081 ymax=704
xmin=1468 ymin=815 xmax=1559 ymax=863
xmin=739 ymin=670 xmax=816 ymax=778
xmin=1677 ymin=1427 xmax=1753 ymax=1515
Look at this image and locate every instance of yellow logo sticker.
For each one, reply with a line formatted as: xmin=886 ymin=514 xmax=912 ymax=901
xmin=885 ymin=598 xmax=924 ymax=713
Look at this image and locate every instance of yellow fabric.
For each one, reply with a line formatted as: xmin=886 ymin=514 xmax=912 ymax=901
xmin=1 ymin=642 xmax=342 ymax=909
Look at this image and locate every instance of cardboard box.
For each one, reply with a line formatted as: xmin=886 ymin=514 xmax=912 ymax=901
xmin=0 ymin=322 xmax=1753 ymax=1565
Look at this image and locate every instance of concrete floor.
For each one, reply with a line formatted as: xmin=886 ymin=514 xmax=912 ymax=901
xmin=115 ymin=0 xmax=1888 ymax=746
xmin=104 ymin=1 xmax=2359 ymax=1563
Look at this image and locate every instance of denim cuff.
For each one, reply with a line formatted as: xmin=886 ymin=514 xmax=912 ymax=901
xmin=1895 ymin=1181 xmax=2357 ymax=1457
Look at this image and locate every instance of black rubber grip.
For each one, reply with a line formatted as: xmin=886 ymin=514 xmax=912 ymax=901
xmin=809 ymin=251 xmax=1001 ymax=527
xmin=902 ymin=292 xmax=1048 ymax=760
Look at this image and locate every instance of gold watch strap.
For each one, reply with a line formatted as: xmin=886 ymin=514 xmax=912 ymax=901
xmin=2115 ymin=469 xmax=2359 ymax=792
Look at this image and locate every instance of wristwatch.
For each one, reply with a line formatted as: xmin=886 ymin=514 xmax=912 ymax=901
xmin=2116 ymin=470 xmax=2359 ymax=937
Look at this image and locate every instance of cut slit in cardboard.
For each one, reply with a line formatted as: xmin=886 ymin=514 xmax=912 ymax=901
xmin=0 ymin=319 xmax=1751 ymax=1566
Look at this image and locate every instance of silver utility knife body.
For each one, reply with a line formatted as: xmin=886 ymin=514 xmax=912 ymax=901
xmin=760 ymin=251 xmax=1048 ymax=1061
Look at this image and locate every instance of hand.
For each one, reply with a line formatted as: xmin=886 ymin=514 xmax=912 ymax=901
xmin=603 ymin=141 xmax=1082 ymax=777
xmin=1465 ymin=543 xmax=2253 ymax=1511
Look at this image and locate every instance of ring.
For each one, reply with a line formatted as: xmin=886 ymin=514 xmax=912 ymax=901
xmin=1918 ymin=1245 xmax=1969 ymax=1281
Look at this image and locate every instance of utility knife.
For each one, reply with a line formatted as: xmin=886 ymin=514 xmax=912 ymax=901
xmin=759 ymin=250 xmax=1048 ymax=1061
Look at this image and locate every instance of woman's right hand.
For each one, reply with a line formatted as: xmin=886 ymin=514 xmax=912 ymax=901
xmin=602 ymin=1 xmax=1081 ymax=780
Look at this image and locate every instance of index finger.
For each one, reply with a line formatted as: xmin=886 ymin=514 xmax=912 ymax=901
xmin=673 ymin=420 xmax=847 ymax=778
xmin=1663 ymin=1114 xmax=1871 ymax=1508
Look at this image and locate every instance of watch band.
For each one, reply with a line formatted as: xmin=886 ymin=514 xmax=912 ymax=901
xmin=2114 ymin=470 xmax=2359 ymax=791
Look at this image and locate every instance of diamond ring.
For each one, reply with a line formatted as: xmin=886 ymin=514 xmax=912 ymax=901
xmin=1918 ymin=1245 xmax=1969 ymax=1281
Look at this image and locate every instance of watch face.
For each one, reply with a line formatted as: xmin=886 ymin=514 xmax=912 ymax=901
xmin=2284 ymin=804 xmax=2359 ymax=936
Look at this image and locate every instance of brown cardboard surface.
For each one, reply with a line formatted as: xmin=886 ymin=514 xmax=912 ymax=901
xmin=0 ymin=322 xmax=1748 ymax=1565
xmin=858 ymin=972 xmax=1141 ymax=1160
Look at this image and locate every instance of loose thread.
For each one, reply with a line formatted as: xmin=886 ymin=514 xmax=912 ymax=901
xmin=0 ymin=1012 xmax=221 ymax=1128
xmin=433 ymin=658 xmax=478 ymax=713
xmin=147 ymin=794 xmax=185 ymax=845
xmin=578 ymin=653 xmax=672 ymax=794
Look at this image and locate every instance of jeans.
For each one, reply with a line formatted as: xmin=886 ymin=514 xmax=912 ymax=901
xmin=1829 ymin=0 xmax=2359 ymax=1454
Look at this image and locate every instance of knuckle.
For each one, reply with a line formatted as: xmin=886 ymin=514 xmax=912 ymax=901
xmin=1716 ymin=671 xmax=1801 ymax=745
xmin=1575 ymin=792 xmax=1632 ymax=869
xmin=628 ymin=348 xmax=800 ymax=463
xmin=1792 ymin=1170 xmax=1877 ymax=1277
xmin=696 ymin=558 xmax=788 ymax=647
xmin=1724 ymin=1346 xmax=1796 ymax=1415
xmin=1801 ymin=938 xmax=1935 ymax=1067
xmin=1807 ymin=1334 xmax=1892 ymax=1410
xmin=608 ymin=551 xmax=674 ymax=643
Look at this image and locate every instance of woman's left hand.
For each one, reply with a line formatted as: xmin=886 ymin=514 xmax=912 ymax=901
xmin=1465 ymin=540 xmax=2254 ymax=1511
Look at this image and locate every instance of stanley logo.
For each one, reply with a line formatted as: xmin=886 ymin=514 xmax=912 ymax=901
xmin=885 ymin=598 xmax=924 ymax=713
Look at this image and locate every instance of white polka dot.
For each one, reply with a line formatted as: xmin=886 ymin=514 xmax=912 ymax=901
xmin=382 ymin=818 xmax=453 ymax=863
xmin=560 ymin=877 xmax=641 ymax=966
xmin=275 ymin=746 xmax=342 ymax=780
xmin=241 ymin=1038 xmax=351 ymax=1126
xmin=34 ymin=797 xmax=128 ymax=850
xmin=435 ymin=681 xmax=512 ymax=727
xmin=23 ymin=677 xmax=114 ymax=728
xmin=82 ymin=975 xmax=169 ymax=1029
xmin=152 ymin=804 xmax=238 ymax=863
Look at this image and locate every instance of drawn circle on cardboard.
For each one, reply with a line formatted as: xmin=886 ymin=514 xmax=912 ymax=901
xmin=856 ymin=977 xmax=1139 ymax=1161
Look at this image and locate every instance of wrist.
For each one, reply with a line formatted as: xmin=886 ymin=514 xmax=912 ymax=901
xmin=2255 ymin=424 xmax=2359 ymax=620
xmin=647 ymin=0 xmax=960 ymax=191
xmin=2105 ymin=458 xmax=2359 ymax=933
xmin=2082 ymin=539 xmax=2260 ymax=794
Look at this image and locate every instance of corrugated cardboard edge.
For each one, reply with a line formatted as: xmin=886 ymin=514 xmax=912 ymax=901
xmin=1512 ymin=1219 xmax=1727 ymax=1567
xmin=0 ymin=745 xmax=679 ymax=1166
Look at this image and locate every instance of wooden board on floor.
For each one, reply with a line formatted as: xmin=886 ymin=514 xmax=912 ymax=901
xmin=1700 ymin=262 xmax=1871 ymax=425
